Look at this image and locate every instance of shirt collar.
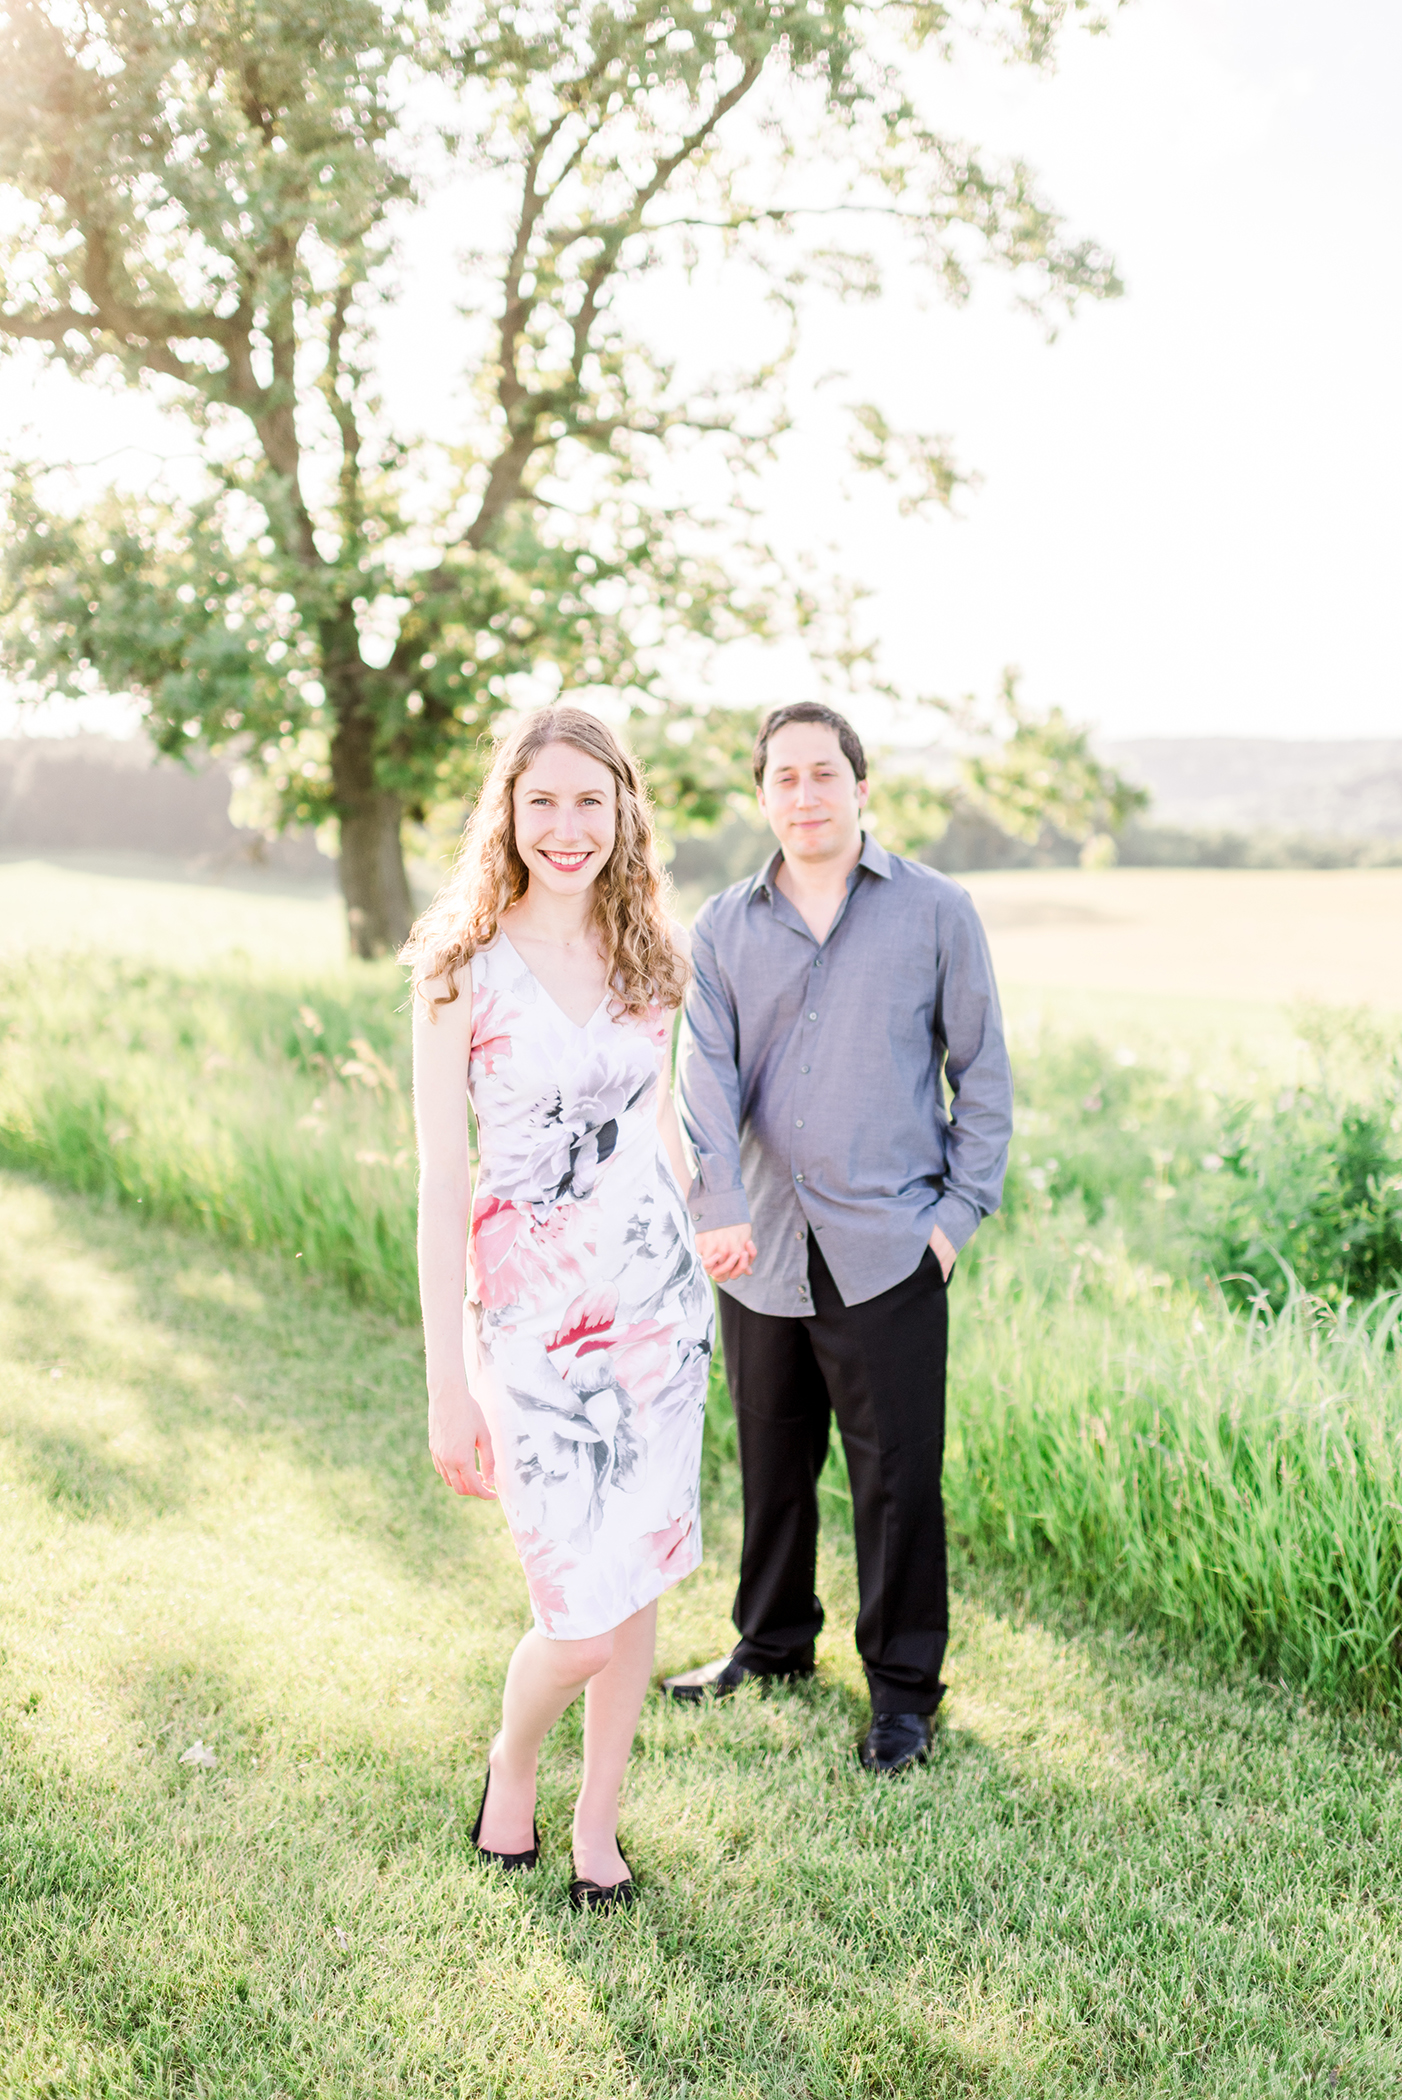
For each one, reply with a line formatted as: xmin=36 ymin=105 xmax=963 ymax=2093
xmin=857 ymin=831 xmax=893 ymax=880
xmin=748 ymin=830 xmax=891 ymax=901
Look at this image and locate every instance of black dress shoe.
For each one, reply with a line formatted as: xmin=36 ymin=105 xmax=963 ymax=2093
xmin=470 ymin=1765 xmax=539 ymax=1869
xmin=661 ymin=1652 xmax=813 ymax=1702
xmin=859 ymin=1711 xmax=936 ymax=1774
xmin=569 ymin=1848 xmax=636 ymax=1913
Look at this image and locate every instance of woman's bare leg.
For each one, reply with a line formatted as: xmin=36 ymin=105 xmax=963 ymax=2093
xmin=573 ymin=1599 xmax=658 ymax=1886
xmin=478 ymin=1627 xmax=614 ymax=1853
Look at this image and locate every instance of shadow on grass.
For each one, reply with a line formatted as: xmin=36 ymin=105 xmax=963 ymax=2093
xmin=14 ymin=1424 xmax=181 ymax=1524
xmin=0 ymin=1172 xmax=477 ymax=1586
xmin=3 ymin=1171 xmax=754 ymax=1629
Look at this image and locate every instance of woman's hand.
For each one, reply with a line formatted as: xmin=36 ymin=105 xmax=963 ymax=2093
xmin=428 ymin=1380 xmax=497 ymax=1500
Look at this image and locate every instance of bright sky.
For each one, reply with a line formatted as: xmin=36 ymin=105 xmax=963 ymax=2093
xmin=2 ymin=0 xmax=1398 ymax=745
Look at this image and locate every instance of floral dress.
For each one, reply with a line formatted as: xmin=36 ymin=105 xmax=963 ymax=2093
xmin=461 ymin=932 xmax=713 ymax=1640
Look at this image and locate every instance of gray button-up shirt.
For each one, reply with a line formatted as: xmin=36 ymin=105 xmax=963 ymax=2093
xmin=677 ymin=833 xmax=1013 ymax=1313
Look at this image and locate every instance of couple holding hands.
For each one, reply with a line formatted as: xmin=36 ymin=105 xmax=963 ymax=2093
xmin=404 ymin=699 xmax=1013 ymax=1912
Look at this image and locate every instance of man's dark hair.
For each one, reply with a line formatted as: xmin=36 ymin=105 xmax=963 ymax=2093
xmin=752 ymin=702 xmax=867 ymax=788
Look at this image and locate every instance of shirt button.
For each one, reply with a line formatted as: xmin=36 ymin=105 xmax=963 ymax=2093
xmin=807 ymin=1010 xmax=818 ymax=1022
xmin=800 ymin=1064 xmax=810 ymax=1074
xmin=795 ymin=1172 xmax=805 ymax=1183
xmin=795 ymin=1117 xmax=804 ymax=1128
xmin=795 ymin=1230 xmax=804 ymax=1241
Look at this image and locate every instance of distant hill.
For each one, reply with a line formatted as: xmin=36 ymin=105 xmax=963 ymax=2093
xmin=0 ymin=735 xmax=325 ymax=874
xmin=1100 ymin=739 xmax=1402 ymax=840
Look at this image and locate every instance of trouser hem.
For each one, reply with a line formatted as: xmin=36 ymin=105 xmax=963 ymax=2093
xmin=864 ymin=1673 xmax=946 ymax=1718
xmin=732 ymin=1642 xmax=817 ymax=1679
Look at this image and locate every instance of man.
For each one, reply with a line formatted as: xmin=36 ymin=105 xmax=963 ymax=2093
xmin=666 ymin=701 xmax=1013 ymax=1772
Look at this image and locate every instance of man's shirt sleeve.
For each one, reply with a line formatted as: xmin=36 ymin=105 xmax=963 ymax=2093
xmin=929 ymin=890 xmax=1014 ymax=1254
xmin=677 ymin=904 xmax=753 ymax=1232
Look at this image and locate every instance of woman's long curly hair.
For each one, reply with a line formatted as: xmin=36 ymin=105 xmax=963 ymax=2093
xmin=400 ymin=706 xmax=689 ymax=1019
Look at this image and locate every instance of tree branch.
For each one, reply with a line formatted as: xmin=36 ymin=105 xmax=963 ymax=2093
xmin=567 ymin=57 xmax=766 ymax=386
xmin=0 ymin=306 xmax=90 ymax=345
xmin=459 ymin=53 xmax=770 ymax=562
xmin=322 ymin=279 xmax=364 ymax=541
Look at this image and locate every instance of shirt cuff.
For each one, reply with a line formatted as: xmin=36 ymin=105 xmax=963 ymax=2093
xmin=930 ymin=1191 xmax=980 ymax=1255
xmin=686 ymin=1181 xmax=753 ymax=1232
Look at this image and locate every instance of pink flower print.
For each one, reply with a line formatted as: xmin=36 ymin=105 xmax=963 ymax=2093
xmin=471 ymin=1196 xmax=585 ymax=1312
xmin=514 ymin=1528 xmax=574 ymax=1633
xmin=547 ymin=1285 xmax=620 ymax=1356
xmin=641 ymin=1514 xmax=694 ymax=1575
xmin=472 ymin=1197 xmax=532 ymax=1310
xmin=461 ymin=932 xmax=711 ymax=1640
xmin=578 ymin=1317 xmax=673 ymax=1405
xmin=471 ymin=990 xmax=517 ymax=1077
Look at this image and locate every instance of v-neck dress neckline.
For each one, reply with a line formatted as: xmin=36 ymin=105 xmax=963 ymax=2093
xmin=497 ymin=929 xmax=610 ymax=1033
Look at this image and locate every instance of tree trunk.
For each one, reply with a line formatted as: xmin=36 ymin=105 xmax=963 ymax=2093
xmin=339 ymin=785 xmax=414 ymax=958
xmin=330 ymin=703 xmax=414 ymax=960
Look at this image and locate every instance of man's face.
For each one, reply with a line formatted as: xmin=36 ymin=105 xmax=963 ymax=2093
xmin=757 ymin=722 xmax=868 ymax=865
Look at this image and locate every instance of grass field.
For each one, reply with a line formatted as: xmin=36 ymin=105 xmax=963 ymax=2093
xmin=6 ymin=852 xmax=1401 ymax=1038
xmin=0 ymin=855 xmax=345 ymax=973
xmin=4 ymin=859 xmax=1402 ymax=2094
xmin=6 ymin=1175 xmax=1402 ymax=2098
xmin=962 ymin=867 xmax=1402 ymax=1014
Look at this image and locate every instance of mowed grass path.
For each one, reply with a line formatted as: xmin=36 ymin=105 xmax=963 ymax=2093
xmin=4 ymin=1174 xmax=1402 ymax=2097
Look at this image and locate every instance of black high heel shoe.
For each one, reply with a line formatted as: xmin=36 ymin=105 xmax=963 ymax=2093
xmin=470 ymin=1765 xmax=539 ymax=1871
xmin=568 ymin=1846 xmax=636 ymax=1912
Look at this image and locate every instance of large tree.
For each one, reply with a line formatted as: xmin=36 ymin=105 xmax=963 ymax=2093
xmin=0 ymin=0 xmax=1121 ymax=955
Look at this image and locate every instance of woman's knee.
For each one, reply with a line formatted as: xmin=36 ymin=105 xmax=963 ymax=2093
xmin=545 ymin=1631 xmax=614 ymax=1684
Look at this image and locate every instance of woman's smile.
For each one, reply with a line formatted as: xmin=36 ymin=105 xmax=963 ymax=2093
xmin=511 ymin=743 xmax=619 ymax=889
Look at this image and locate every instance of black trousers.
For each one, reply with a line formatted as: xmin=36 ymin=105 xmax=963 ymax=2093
xmin=718 ymin=1234 xmax=949 ymax=1715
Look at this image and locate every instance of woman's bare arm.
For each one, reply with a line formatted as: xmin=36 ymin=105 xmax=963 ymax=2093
xmin=412 ymin=971 xmax=496 ymax=1500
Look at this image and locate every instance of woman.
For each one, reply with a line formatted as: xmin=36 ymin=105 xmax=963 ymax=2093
xmin=401 ymin=706 xmax=712 ymax=1912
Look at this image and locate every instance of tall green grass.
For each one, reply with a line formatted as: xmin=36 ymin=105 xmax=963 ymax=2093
xmin=0 ymin=955 xmax=419 ymax=1317
xmin=950 ymin=1230 xmax=1402 ymax=1708
xmin=4 ymin=952 xmax=1402 ymax=1709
